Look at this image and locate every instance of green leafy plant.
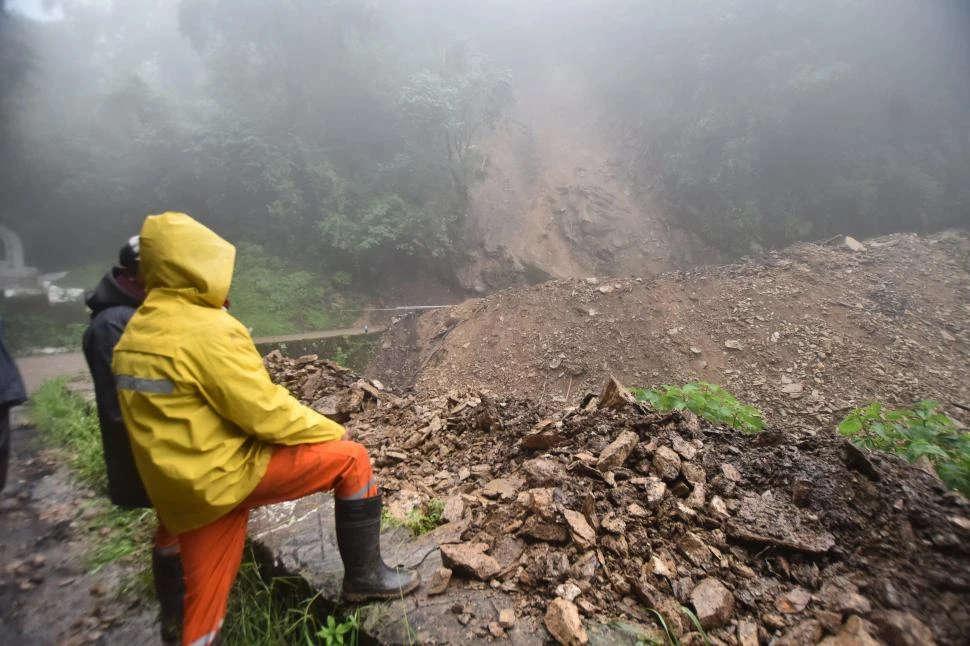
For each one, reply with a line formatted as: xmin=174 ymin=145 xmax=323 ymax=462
xmin=316 ymin=612 xmax=360 ymax=646
xmin=382 ymin=499 xmax=444 ymax=537
xmin=839 ymin=400 xmax=970 ymax=496
xmin=631 ymin=382 xmax=764 ymax=434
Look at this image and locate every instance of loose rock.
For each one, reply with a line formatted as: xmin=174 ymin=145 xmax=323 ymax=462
xmin=690 ymin=578 xmax=734 ymax=629
xmin=545 ymin=598 xmax=589 ymax=645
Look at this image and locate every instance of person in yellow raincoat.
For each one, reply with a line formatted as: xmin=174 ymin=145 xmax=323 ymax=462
xmin=113 ymin=212 xmax=419 ymax=646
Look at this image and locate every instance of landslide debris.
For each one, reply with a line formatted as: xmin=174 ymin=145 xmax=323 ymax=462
xmin=369 ymin=230 xmax=970 ymax=431
xmin=265 ymin=352 xmax=970 ymax=645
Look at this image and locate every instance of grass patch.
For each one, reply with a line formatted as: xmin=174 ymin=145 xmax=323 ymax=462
xmin=839 ymin=400 xmax=970 ymax=496
xmin=31 ymin=378 xmax=108 ymax=488
xmin=3 ymin=314 xmax=86 ymax=354
xmin=223 ymin=550 xmax=359 ymax=646
xmin=230 ymin=243 xmax=360 ymax=337
xmin=632 ymin=382 xmax=764 ymax=434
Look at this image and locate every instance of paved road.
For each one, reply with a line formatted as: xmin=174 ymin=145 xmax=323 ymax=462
xmin=15 ymin=327 xmax=382 ymax=395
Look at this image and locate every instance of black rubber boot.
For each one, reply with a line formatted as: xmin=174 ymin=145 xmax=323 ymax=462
xmin=152 ymin=549 xmax=185 ymax=644
xmin=335 ymin=494 xmax=420 ymax=602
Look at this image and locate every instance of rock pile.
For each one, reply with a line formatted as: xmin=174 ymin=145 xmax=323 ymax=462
xmin=266 ymin=355 xmax=970 ymax=645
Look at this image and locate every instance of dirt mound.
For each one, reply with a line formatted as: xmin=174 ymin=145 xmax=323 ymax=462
xmin=369 ymin=230 xmax=970 ymax=431
xmin=265 ymin=354 xmax=970 ymax=645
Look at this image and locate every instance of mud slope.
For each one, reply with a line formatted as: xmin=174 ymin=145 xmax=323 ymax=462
xmin=459 ymin=65 xmax=704 ymax=293
xmin=370 ymin=230 xmax=970 ymax=429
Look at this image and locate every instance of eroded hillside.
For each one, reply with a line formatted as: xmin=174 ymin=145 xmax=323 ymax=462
xmin=371 ymin=230 xmax=970 ymax=431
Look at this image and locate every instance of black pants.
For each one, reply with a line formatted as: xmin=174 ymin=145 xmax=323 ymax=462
xmin=0 ymin=404 xmax=10 ymax=492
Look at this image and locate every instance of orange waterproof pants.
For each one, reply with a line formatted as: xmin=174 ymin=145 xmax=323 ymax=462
xmin=178 ymin=441 xmax=377 ymax=646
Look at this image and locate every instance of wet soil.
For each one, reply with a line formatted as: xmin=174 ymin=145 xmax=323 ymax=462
xmin=0 ymin=423 xmax=157 ymax=645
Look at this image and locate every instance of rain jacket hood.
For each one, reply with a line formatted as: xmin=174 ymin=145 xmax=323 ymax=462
xmin=113 ymin=212 xmax=345 ymax=534
xmin=140 ymin=212 xmax=235 ymax=308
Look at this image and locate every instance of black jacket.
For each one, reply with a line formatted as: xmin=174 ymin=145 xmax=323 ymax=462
xmin=82 ymin=269 xmax=151 ymax=508
xmin=0 ymin=321 xmax=26 ymax=409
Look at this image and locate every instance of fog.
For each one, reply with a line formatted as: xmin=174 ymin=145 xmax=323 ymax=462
xmin=1 ymin=0 xmax=968 ymax=274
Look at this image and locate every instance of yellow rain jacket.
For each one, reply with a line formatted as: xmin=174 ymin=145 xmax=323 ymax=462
xmin=113 ymin=212 xmax=346 ymax=534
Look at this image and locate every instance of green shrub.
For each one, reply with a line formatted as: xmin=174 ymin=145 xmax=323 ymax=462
xmin=631 ymin=382 xmax=764 ymax=434
xmin=229 ymin=243 xmax=357 ymax=336
xmin=839 ymin=401 xmax=970 ymax=496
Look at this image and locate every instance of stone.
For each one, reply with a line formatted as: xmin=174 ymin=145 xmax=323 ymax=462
xmin=681 ymin=462 xmax=706 ymax=484
xmin=737 ymin=620 xmax=759 ymax=646
xmin=678 ymin=532 xmax=712 ymax=567
xmin=442 ymin=496 xmax=466 ymax=524
xmin=488 ymin=622 xmax=506 ymax=638
xmin=518 ymin=488 xmax=558 ymax=520
xmin=545 ymin=598 xmax=589 ymax=645
xmin=556 ymin=581 xmax=583 ymax=602
xmin=498 ymin=608 xmax=517 ymax=629
xmin=940 ymin=329 xmax=956 ymax=343
xmin=439 ymin=543 xmax=502 ymax=580
xmin=815 ymin=610 xmax=844 ymax=634
xmin=873 ymin=610 xmax=937 ymax=646
xmin=721 ymin=463 xmax=741 ymax=482
xmin=426 ymin=567 xmax=452 ymax=595
xmin=776 ymin=587 xmax=812 ymax=613
xmin=844 ymin=236 xmax=866 ymax=252
xmin=655 ymin=597 xmax=689 ymax=637
xmin=563 ymin=510 xmax=597 ymax=549
xmin=644 ymin=478 xmax=668 ymax=506
xmin=690 ymin=578 xmax=734 ymax=629
xmin=647 ymin=550 xmax=678 ymax=579
xmin=709 ymin=496 xmax=729 ymax=518
xmin=820 ymin=578 xmax=873 ymax=616
xmin=627 ymin=502 xmax=648 ymax=518
xmin=481 ymin=476 xmax=523 ymax=501
xmin=671 ymin=480 xmax=691 ymax=499
xmin=671 ymin=435 xmax=697 ymax=461
xmin=775 ymin=620 xmax=823 ymax=646
xmin=686 ymin=483 xmax=706 ymax=509
xmin=724 ymin=339 xmax=743 ymax=351
xmin=727 ymin=493 xmax=836 ymax=554
xmin=651 ymin=446 xmax=682 ymax=481
xmin=597 ymin=431 xmax=639 ymax=471
xmin=522 ymin=458 xmax=564 ymax=487
xmin=520 ymin=516 xmax=570 ymax=544
xmin=819 ymin=615 xmax=879 ymax=646
xmin=782 ymin=382 xmax=804 ymax=399
xmin=600 ymin=514 xmax=626 ymax=535
xmin=598 ymin=377 xmax=638 ymax=410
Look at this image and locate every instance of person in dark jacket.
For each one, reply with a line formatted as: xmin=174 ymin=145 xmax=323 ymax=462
xmin=0 ymin=317 xmax=27 ymax=492
xmin=82 ymin=237 xmax=184 ymax=644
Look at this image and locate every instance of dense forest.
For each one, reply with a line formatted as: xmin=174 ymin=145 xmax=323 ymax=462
xmin=1 ymin=0 xmax=968 ymax=280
